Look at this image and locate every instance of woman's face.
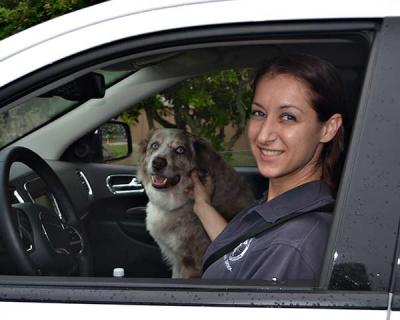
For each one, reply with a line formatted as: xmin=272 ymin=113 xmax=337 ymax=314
xmin=248 ymin=73 xmax=327 ymax=184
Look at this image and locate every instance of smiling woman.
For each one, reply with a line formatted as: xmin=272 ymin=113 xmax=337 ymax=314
xmin=189 ymin=54 xmax=346 ymax=283
xmin=249 ymin=54 xmax=346 ymax=198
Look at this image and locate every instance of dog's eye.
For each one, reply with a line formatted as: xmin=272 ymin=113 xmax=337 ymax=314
xmin=150 ymin=142 xmax=159 ymax=150
xmin=175 ymin=146 xmax=185 ymax=154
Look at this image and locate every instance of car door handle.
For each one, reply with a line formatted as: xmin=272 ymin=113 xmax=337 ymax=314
xmin=106 ymin=174 xmax=144 ymax=195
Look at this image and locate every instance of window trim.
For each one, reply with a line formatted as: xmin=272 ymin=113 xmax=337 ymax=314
xmin=1 ymin=19 xmax=395 ymax=308
xmin=0 ymin=276 xmax=389 ymax=308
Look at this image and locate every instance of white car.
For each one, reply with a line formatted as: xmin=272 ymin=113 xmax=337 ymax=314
xmin=1 ymin=0 xmax=400 ymax=319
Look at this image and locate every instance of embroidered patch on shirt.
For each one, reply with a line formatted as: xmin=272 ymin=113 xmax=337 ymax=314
xmin=223 ymin=238 xmax=254 ymax=272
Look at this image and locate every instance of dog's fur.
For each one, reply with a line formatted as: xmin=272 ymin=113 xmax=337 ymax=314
xmin=137 ymin=128 xmax=255 ymax=278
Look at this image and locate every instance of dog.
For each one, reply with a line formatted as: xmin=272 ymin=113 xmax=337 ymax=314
xmin=137 ymin=128 xmax=255 ymax=278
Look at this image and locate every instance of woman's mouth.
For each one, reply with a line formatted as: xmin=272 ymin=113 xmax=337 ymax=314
xmin=259 ymin=148 xmax=284 ymax=160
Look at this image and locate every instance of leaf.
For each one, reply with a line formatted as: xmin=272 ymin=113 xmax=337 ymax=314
xmin=121 ymin=68 xmax=254 ymax=151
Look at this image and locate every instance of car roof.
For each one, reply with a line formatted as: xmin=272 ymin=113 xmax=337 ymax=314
xmin=0 ymin=0 xmax=399 ymax=87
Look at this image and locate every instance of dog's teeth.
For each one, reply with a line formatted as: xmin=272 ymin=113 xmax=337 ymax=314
xmin=152 ymin=175 xmax=168 ymax=185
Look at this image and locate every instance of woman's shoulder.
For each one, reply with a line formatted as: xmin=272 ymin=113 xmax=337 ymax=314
xmin=254 ymin=211 xmax=333 ymax=251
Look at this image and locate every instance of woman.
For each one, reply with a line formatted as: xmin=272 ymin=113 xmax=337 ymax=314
xmin=185 ymin=54 xmax=347 ymax=282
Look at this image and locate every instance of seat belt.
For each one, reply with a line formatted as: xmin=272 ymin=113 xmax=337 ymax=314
xmin=203 ymin=202 xmax=334 ymax=272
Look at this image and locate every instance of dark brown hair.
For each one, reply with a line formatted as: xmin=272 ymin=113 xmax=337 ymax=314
xmin=253 ymin=53 xmax=347 ymax=193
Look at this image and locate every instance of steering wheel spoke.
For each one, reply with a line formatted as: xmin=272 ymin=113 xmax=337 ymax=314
xmin=11 ymin=202 xmax=79 ymax=275
xmin=13 ymin=206 xmax=34 ymax=252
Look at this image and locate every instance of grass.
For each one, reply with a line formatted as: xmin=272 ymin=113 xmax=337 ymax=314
xmin=106 ymin=144 xmax=129 ymax=157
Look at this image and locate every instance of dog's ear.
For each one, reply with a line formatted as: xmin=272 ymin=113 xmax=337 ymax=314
xmin=191 ymin=136 xmax=220 ymax=175
xmin=139 ymin=129 xmax=156 ymax=155
xmin=139 ymin=136 xmax=149 ymax=155
xmin=137 ymin=130 xmax=156 ymax=168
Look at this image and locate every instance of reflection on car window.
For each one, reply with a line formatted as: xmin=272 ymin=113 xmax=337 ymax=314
xmin=0 ymin=70 xmax=132 ymax=149
xmin=113 ymin=68 xmax=257 ymax=167
xmin=0 ymin=96 xmax=77 ymax=148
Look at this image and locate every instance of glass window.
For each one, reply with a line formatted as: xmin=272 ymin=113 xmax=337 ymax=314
xmin=0 ymin=70 xmax=132 ymax=149
xmin=112 ymin=68 xmax=256 ymax=167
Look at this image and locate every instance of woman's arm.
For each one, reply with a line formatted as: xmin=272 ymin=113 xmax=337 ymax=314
xmin=185 ymin=171 xmax=227 ymax=241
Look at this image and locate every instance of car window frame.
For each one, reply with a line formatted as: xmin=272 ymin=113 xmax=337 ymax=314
xmin=0 ymin=18 xmax=398 ymax=311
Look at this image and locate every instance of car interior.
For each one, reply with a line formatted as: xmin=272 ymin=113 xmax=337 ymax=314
xmin=0 ymin=30 xmax=371 ymax=281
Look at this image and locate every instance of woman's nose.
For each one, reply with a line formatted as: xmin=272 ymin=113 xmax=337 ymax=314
xmin=256 ymin=118 xmax=278 ymax=144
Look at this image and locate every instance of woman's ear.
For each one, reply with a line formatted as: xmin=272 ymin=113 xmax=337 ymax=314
xmin=320 ymin=113 xmax=343 ymax=143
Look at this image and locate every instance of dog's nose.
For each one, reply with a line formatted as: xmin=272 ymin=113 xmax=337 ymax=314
xmin=152 ymin=157 xmax=167 ymax=170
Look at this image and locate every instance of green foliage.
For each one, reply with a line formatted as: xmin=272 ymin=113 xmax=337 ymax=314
xmin=120 ymin=68 xmax=254 ymax=153
xmin=101 ymin=122 xmax=126 ymax=140
xmin=0 ymin=0 xmax=104 ymax=40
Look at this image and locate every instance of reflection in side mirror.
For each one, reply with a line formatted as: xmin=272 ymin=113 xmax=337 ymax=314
xmin=99 ymin=121 xmax=132 ymax=162
xmin=40 ymin=72 xmax=105 ymax=101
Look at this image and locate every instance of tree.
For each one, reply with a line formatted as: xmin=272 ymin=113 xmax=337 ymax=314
xmin=0 ymin=0 xmax=105 ymax=40
xmin=120 ymin=68 xmax=254 ymax=152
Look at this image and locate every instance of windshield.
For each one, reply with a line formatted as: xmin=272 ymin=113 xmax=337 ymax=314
xmin=0 ymin=70 xmax=132 ymax=149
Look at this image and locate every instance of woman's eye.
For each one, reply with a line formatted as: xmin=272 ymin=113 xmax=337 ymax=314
xmin=175 ymin=146 xmax=185 ymax=154
xmin=251 ymin=110 xmax=266 ymax=118
xmin=281 ymin=113 xmax=297 ymax=122
xmin=150 ymin=142 xmax=159 ymax=150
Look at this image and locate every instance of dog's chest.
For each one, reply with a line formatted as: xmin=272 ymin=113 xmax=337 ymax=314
xmin=145 ymin=203 xmax=198 ymax=245
xmin=146 ymin=202 xmax=191 ymax=235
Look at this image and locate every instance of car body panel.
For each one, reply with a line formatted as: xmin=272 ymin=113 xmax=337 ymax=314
xmin=0 ymin=302 xmax=387 ymax=320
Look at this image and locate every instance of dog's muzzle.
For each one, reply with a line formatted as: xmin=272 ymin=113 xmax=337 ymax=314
xmin=152 ymin=156 xmax=167 ymax=170
xmin=150 ymin=156 xmax=181 ymax=189
xmin=151 ymin=174 xmax=181 ymax=189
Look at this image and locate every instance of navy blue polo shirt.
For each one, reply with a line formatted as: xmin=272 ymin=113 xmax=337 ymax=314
xmin=202 ymin=180 xmax=334 ymax=282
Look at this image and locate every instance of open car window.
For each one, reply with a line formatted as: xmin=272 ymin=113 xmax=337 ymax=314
xmin=108 ymin=67 xmax=256 ymax=167
xmin=1 ymin=17 xmax=400 ymax=314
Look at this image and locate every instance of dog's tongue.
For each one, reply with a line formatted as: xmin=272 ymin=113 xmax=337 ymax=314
xmin=151 ymin=174 xmax=181 ymax=189
xmin=152 ymin=175 xmax=168 ymax=188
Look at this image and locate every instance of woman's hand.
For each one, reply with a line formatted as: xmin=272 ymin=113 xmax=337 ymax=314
xmin=185 ymin=170 xmax=227 ymax=241
xmin=185 ymin=170 xmax=214 ymax=211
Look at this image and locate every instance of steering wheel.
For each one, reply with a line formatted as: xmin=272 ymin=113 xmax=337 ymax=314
xmin=0 ymin=146 xmax=92 ymax=276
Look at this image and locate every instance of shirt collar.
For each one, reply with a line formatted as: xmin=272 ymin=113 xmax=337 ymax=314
xmin=253 ymin=180 xmax=334 ymax=223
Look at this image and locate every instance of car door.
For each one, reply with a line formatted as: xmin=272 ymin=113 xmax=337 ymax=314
xmin=1 ymin=2 xmax=400 ymax=318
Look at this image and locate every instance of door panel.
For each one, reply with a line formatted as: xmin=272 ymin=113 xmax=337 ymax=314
xmin=39 ymin=161 xmax=171 ymax=278
xmin=76 ymin=163 xmax=171 ymax=278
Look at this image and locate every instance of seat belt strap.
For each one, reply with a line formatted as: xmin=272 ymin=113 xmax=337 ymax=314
xmin=203 ymin=202 xmax=334 ymax=272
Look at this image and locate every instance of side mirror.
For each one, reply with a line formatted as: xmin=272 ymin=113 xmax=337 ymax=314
xmin=98 ymin=121 xmax=133 ymax=162
xmin=62 ymin=120 xmax=132 ymax=163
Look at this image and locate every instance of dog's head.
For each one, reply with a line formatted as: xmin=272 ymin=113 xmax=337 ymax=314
xmin=137 ymin=128 xmax=214 ymax=210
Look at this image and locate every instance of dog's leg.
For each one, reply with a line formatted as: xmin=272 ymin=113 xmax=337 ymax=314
xmin=171 ymin=256 xmax=202 ymax=279
xmin=171 ymin=264 xmax=182 ymax=278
